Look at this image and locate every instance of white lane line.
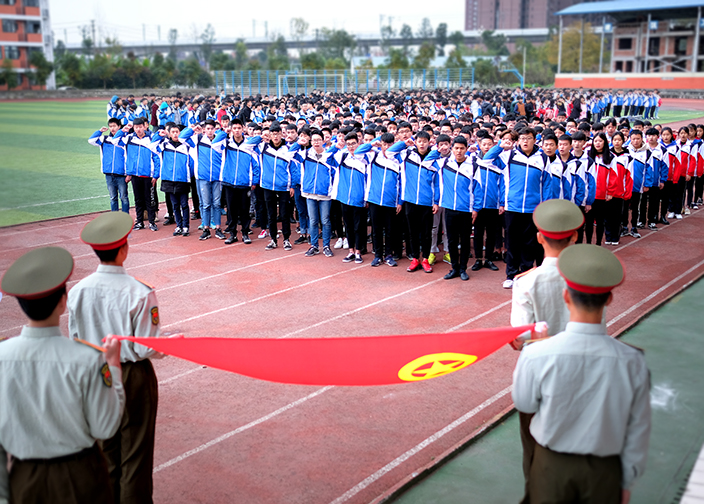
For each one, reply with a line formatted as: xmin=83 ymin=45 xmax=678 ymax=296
xmin=158 ymin=367 xmax=204 ymax=386
xmin=446 ymin=300 xmax=512 ymax=332
xmin=328 ymin=386 xmax=514 ymax=504
xmin=0 ymin=195 xmax=108 ymax=211
xmin=152 ymin=386 xmax=333 ymax=474
xmin=162 ymin=265 xmax=367 ymax=328
xmin=613 ymin=216 xmax=683 ymax=253
xmin=607 ymin=259 xmax=704 ymax=327
xmin=280 ymin=279 xmax=444 ymax=338
xmin=0 ymin=219 xmax=91 ymax=236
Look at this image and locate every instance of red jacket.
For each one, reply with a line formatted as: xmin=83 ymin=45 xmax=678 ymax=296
xmin=611 ymin=151 xmax=634 ymax=200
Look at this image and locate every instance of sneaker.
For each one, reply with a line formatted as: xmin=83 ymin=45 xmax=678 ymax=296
xmin=294 ymin=235 xmax=308 ymax=245
xmin=421 ymin=259 xmax=433 ymax=273
xmin=611 ymin=241 xmax=619 ymax=246
xmin=629 ymin=229 xmax=641 ymax=238
xmin=133 ymin=222 xmax=145 ymax=230
xmin=214 ymin=228 xmax=226 ymax=240
xmin=198 ymin=224 xmax=204 ymax=230
xmin=371 ymin=257 xmax=383 ymax=267
xmin=697 ymin=199 xmax=703 ymax=206
xmin=199 ymin=229 xmax=211 ymax=240
xmin=182 ymin=227 xmax=190 ymax=237
xmin=224 ymin=233 xmax=238 ymax=244
xmin=503 ymin=279 xmax=514 ymax=289
xmin=265 ymin=239 xmax=277 ymax=250
xmin=385 ymin=255 xmax=398 ymax=267
xmin=684 ymin=208 xmax=691 ymax=215
xmin=342 ymin=252 xmax=355 ymax=263
xmin=163 ymin=215 xmax=175 ymax=225
xmin=172 ymin=227 xmax=182 ymax=236
xmin=342 ymin=238 xmax=349 ymax=249
xmin=258 ymin=229 xmax=268 ymax=239
xmin=693 ymin=204 xmax=700 ymax=210
xmin=154 ymin=215 xmax=160 ymax=223
xmin=305 ymin=246 xmax=319 ymax=257
xmin=283 ymin=239 xmax=293 ymax=251
xmin=355 ymin=253 xmax=364 ymax=264
xmin=648 ymin=223 xmax=658 ymax=231
xmin=666 ymin=212 xmax=675 ymax=219
xmin=604 ymin=241 xmax=612 ymax=245
xmin=407 ymin=258 xmax=421 ymax=272
xmin=428 ymin=252 xmax=437 ymax=265
xmin=334 ymin=237 xmax=344 ymax=249
xmin=149 ymin=223 xmax=158 ymax=232
xmin=660 ymin=217 xmax=670 ymax=225
xmin=323 ymin=246 xmax=334 ymax=257
xmin=636 ymin=222 xmax=645 ymax=229
xmin=242 ymin=234 xmax=252 ymax=244
xmin=442 ymin=253 xmax=451 ymax=265
xmin=675 ymin=214 xmax=683 ymax=220
xmin=620 ymin=228 xmax=629 ymax=237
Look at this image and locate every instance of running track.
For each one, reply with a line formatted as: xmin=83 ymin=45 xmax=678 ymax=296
xmin=1 ymin=202 xmax=703 ymax=503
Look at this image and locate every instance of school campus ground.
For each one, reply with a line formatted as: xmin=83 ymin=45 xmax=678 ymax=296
xmin=0 ymin=97 xmax=703 ymax=503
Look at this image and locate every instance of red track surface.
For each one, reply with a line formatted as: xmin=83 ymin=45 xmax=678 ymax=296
xmin=1 ymin=204 xmax=703 ymax=503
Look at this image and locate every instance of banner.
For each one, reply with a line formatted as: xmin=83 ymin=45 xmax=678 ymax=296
xmin=115 ymin=325 xmax=533 ymax=386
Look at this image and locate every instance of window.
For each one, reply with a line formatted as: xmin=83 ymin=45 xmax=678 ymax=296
xmin=675 ymin=37 xmax=688 ymax=56
xmin=24 ymin=0 xmax=40 ymax=5
xmin=5 ymin=46 xmax=20 ymax=59
xmin=615 ymin=61 xmax=624 ymax=72
xmin=27 ymin=22 xmax=41 ymax=34
xmin=0 ymin=0 xmax=17 ymax=5
xmin=625 ymin=61 xmax=633 ymax=72
xmin=648 ymin=37 xmax=660 ymax=56
xmin=2 ymin=20 xmax=18 ymax=33
xmin=618 ymin=38 xmax=632 ymax=50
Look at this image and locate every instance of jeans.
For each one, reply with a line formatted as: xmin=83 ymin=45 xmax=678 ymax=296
xmin=294 ymin=188 xmax=310 ymax=235
xmin=169 ymin=192 xmax=190 ymax=229
xmin=197 ymin=180 xmax=222 ymax=229
xmin=105 ymin=174 xmax=129 ymax=213
xmin=307 ymin=198 xmax=332 ymax=248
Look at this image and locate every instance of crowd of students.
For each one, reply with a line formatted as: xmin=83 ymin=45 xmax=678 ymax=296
xmin=91 ymin=87 xmax=702 ymax=287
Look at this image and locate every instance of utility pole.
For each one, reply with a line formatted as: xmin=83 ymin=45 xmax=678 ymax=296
xmin=253 ymin=19 xmax=256 ymax=38
xmin=579 ymin=17 xmax=584 ymax=74
xmin=91 ymin=19 xmax=95 ymax=52
xmin=158 ymin=25 xmax=161 ymax=41
xmin=64 ymin=28 xmax=67 ymax=45
xmin=265 ymin=21 xmax=268 ymax=39
xmin=599 ymin=16 xmax=605 ymax=73
xmin=557 ymin=16 xmax=563 ymax=74
xmin=522 ymin=45 xmax=526 ymax=89
xmin=142 ymin=23 xmax=146 ymax=42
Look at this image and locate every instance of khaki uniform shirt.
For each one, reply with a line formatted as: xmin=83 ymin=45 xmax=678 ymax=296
xmin=512 ymin=322 xmax=651 ymax=489
xmin=67 ymin=265 xmax=160 ymax=363
xmin=0 ymin=326 xmax=125 ymax=503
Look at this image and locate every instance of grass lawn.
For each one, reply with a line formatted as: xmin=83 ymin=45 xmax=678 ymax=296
xmin=1 ymin=99 xmax=703 ymax=228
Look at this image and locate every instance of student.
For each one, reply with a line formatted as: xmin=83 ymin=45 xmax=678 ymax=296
xmin=300 ymin=130 xmax=335 ymax=257
xmin=584 ymin=132 xmax=614 ymax=246
xmin=513 ymin=244 xmax=650 ymax=504
xmin=428 ymin=134 xmax=453 ymax=266
xmin=289 ymin=126 xmax=311 ymax=246
xmin=471 ymin=132 xmax=503 ymax=272
xmin=220 ymin=119 xmax=259 ymax=245
xmin=436 ymin=136 xmax=477 ymax=281
xmin=0 ymin=247 xmax=125 ymax=504
xmin=68 ymin=213 xmax=161 ymax=504
xmin=640 ymin=128 xmax=667 ymax=231
xmin=667 ymin=127 xmax=691 ymax=220
xmin=119 ymin=117 xmax=161 ymax=231
xmin=623 ymin=130 xmax=648 ymax=238
xmin=363 ymin=132 xmax=403 ymax=267
xmin=606 ymin=132 xmax=632 ymax=246
xmin=179 ymin=119 xmax=228 ymax=241
xmin=88 ymin=117 xmax=129 ymax=213
xmin=152 ymin=122 xmax=193 ymax=236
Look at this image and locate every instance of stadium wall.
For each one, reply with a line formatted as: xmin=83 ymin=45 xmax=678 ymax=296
xmin=555 ymin=72 xmax=704 ymax=91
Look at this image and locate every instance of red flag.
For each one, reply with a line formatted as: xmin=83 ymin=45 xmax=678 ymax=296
xmin=115 ymin=325 xmax=532 ymax=386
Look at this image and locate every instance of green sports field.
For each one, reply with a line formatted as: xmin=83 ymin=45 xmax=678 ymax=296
xmin=1 ymin=100 xmax=703 ymax=228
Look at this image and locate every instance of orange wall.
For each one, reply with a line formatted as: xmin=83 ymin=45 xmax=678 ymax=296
xmin=555 ymin=74 xmax=704 ymax=90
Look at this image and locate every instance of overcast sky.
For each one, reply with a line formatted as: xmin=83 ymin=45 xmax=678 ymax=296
xmin=50 ymin=0 xmax=466 ymax=47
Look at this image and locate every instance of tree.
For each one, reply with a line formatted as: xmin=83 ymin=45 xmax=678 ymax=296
xmin=88 ymin=53 xmax=114 ymax=88
xmin=28 ymin=50 xmax=54 ymax=85
xmin=182 ymin=57 xmax=202 ymax=87
xmin=59 ymin=52 xmax=82 ymax=87
xmin=481 ymin=30 xmax=509 ymax=56
xmin=545 ymin=22 xmax=606 ymax=73
xmin=436 ymin=23 xmax=448 ymax=57
xmin=200 ymin=24 xmax=216 ymax=68
xmin=380 ymin=25 xmax=395 ymax=55
xmin=54 ymin=40 xmax=66 ymax=59
xmin=266 ymin=34 xmax=289 ymax=70
xmin=399 ymin=24 xmax=414 ymax=56
xmin=168 ymin=29 xmax=178 ymax=61
xmin=319 ymin=28 xmax=356 ymax=64
xmin=417 ymin=18 xmax=434 ymax=39
xmin=301 ymin=52 xmax=325 ymax=70
xmin=379 ymin=48 xmax=409 ymax=69
xmin=104 ymin=37 xmax=122 ymax=57
xmin=209 ymin=51 xmax=231 ymax=71
xmin=444 ymin=48 xmax=467 ymax=68
xmin=472 ymin=58 xmax=501 ymax=85
xmin=80 ymin=25 xmax=93 ymax=56
xmin=413 ymin=42 xmax=435 ymax=68
xmin=122 ymin=51 xmax=141 ymax=88
xmin=0 ymin=58 xmax=18 ymax=89
xmin=449 ymin=31 xmax=464 ymax=49
xmin=290 ymin=18 xmax=309 ymax=44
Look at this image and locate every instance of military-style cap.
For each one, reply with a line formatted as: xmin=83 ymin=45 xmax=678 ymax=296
xmin=1 ymin=247 xmax=74 ymax=300
xmin=81 ymin=212 xmax=133 ymax=251
xmin=558 ymin=244 xmax=625 ymax=294
xmin=533 ymin=199 xmax=584 ymax=240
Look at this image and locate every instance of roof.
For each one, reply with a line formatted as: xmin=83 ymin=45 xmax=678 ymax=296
xmin=556 ymin=0 xmax=704 ymax=20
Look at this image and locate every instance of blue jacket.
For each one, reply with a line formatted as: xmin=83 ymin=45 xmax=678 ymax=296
xmin=179 ymin=128 xmax=227 ymax=182
xmin=118 ymin=131 xmax=161 ymax=179
xmin=299 ymin=147 xmax=336 ymax=198
xmin=258 ymin=140 xmax=299 ymax=191
xmin=628 ymin=145 xmax=649 ymax=193
xmin=474 ymin=146 xmax=504 ymax=210
xmin=220 ymin=137 xmax=260 ymax=188
xmin=88 ymin=130 xmax=126 ymax=175
xmin=152 ymin=137 xmax=192 ymax=183
xmin=645 ymin=145 xmax=668 ymax=187
xmin=400 ymin=147 xmax=440 ymax=207
xmin=438 ymin=154 xmax=478 ymax=213
xmin=364 ymin=150 xmax=402 ymax=208
xmin=329 ymin=147 xmax=368 ymax=207
xmin=491 ymin=146 xmax=552 ymax=213
xmin=573 ymin=152 xmax=596 ymax=207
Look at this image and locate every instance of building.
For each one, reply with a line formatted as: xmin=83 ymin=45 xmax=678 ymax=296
xmin=465 ymin=0 xmax=592 ymax=31
xmin=0 ymin=0 xmax=54 ymax=90
xmin=554 ymin=0 xmax=704 ymax=89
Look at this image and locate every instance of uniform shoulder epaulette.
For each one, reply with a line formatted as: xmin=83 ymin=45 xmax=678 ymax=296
xmin=514 ymin=267 xmax=537 ymax=280
xmin=135 ymin=277 xmax=155 ymax=290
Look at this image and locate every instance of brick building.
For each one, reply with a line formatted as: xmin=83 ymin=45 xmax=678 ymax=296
xmin=0 ymin=0 xmax=54 ymax=90
xmin=465 ymin=0 xmax=591 ymax=31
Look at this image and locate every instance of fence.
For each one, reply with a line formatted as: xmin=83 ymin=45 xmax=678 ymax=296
xmin=213 ymin=68 xmax=477 ymax=97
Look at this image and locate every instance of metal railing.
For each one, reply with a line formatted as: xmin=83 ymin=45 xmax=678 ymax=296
xmin=213 ymin=68 xmax=479 ymax=97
